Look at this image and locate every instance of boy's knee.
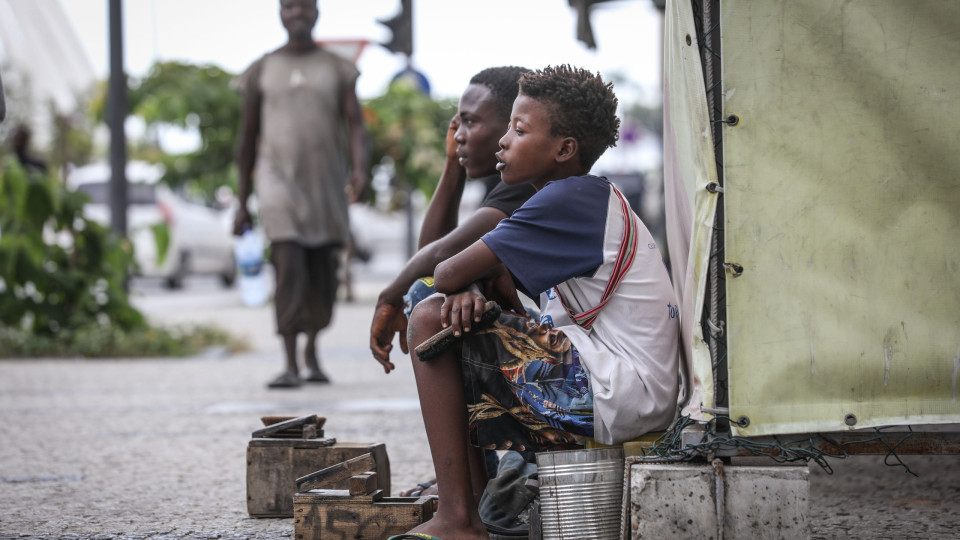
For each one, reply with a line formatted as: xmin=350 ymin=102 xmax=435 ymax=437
xmin=403 ymin=276 xmax=437 ymax=318
xmin=407 ymin=295 xmax=444 ymax=346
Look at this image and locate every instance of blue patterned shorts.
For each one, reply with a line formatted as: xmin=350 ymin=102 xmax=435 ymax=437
xmin=460 ymin=312 xmax=594 ymax=452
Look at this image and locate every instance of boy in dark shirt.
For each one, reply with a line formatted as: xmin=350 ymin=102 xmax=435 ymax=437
xmin=370 ymin=66 xmax=533 ymax=370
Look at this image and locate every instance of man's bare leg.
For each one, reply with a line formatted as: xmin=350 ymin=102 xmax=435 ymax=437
xmin=303 ymin=330 xmax=330 ymax=383
xmin=267 ymin=333 xmax=301 ymax=388
xmin=405 ymin=297 xmax=488 ymax=540
xmin=283 ymin=333 xmax=298 ymax=374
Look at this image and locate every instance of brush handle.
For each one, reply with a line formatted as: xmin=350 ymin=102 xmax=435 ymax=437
xmin=414 ymin=301 xmax=501 ymax=361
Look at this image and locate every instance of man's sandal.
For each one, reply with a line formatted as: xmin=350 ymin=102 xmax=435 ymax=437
xmin=413 ymin=301 xmax=502 ymax=361
xmin=387 ymin=534 xmax=443 ymax=540
xmin=266 ymin=371 xmax=301 ymax=388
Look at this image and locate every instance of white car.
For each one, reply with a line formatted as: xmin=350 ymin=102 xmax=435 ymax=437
xmin=67 ymin=161 xmax=237 ymax=289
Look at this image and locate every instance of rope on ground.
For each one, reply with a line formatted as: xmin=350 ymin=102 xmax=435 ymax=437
xmin=633 ymin=415 xmax=918 ymax=476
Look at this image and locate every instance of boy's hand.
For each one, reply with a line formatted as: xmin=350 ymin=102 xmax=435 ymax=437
xmin=370 ymin=301 xmax=408 ymax=373
xmin=482 ymin=265 xmax=528 ymax=318
xmin=445 ymin=114 xmax=461 ymax=161
xmin=440 ymin=283 xmax=487 ymax=337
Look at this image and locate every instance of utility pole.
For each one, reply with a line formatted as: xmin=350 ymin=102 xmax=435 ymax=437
xmin=108 ymin=0 xmax=127 ymax=237
xmin=378 ymin=0 xmax=417 ymax=259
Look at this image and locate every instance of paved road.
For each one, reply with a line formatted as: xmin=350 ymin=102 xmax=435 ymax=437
xmin=0 ymin=261 xmax=433 ymax=539
xmin=1 ymin=262 xmax=958 ymax=539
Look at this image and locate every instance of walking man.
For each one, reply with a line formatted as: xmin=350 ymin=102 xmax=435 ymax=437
xmin=235 ymin=0 xmax=367 ymax=388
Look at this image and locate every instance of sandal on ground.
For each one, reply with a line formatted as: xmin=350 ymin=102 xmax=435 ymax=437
xmin=303 ymin=369 xmax=331 ymax=384
xmin=387 ymin=534 xmax=443 ymax=540
xmin=400 ymin=479 xmax=437 ymax=497
xmin=266 ymin=371 xmax=301 ymax=389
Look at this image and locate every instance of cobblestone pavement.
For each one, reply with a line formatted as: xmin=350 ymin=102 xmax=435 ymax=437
xmin=1 ymin=271 xmax=958 ymax=539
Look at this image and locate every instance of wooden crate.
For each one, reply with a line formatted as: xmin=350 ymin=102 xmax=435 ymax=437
xmin=294 ymin=489 xmax=434 ymax=540
xmin=246 ymin=440 xmax=390 ymax=517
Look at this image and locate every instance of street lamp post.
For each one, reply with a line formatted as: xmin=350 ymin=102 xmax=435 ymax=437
xmin=108 ymin=0 xmax=128 ymax=237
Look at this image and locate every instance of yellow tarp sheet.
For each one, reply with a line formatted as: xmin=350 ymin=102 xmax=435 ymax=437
xmin=717 ymin=0 xmax=960 ymax=436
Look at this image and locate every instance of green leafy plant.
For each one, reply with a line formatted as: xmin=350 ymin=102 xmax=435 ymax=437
xmin=0 ymin=161 xmax=142 ymax=335
xmin=150 ymin=222 xmax=171 ymax=267
xmin=90 ymin=61 xmax=242 ymax=201
xmin=364 ymin=80 xmax=457 ymax=203
xmin=0 ymin=161 xmax=242 ymax=357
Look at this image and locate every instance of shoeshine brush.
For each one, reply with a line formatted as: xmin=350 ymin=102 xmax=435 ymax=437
xmin=414 ymin=301 xmax=502 ymax=361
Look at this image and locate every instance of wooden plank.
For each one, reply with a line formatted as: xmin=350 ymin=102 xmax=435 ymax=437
xmin=296 ymin=452 xmax=376 ymax=492
xmin=349 ymin=472 xmax=378 ymax=496
xmin=262 ymin=415 xmax=327 ymax=429
xmin=252 ymin=414 xmax=317 ymax=438
xmin=247 ymin=437 xmax=336 ymax=448
xmin=294 ymin=493 xmax=434 ymax=540
xmin=299 ymin=488 xmax=383 ymax=502
xmin=247 ymin=442 xmax=389 ymax=518
xmin=264 ymin=425 xmax=320 ymax=439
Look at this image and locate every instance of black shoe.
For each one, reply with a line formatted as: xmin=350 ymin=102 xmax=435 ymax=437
xmin=303 ymin=369 xmax=331 ymax=384
xmin=267 ymin=371 xmax=301 ymax=388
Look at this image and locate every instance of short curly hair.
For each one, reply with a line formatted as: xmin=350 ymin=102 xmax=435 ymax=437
xmin=470 ymin=66 xmax=532 ymax=118
xmin=518 ymin=65 xmax=620 ymax=170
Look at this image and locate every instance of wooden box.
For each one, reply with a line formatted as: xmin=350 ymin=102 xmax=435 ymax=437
xmin=246 ymin=440 xmax=390 ymax=517
xmin=294 ymin=489 xmax=434 ymax=540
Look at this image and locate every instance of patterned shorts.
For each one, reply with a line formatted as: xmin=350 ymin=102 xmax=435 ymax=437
xmin=460 ymin=312 xmax=594 ymax=452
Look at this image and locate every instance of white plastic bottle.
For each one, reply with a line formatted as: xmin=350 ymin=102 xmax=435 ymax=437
xmin=234 ymin=228 xmax=269 ymax=306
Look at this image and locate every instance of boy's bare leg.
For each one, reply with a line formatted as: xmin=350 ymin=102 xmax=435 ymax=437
xmin=406 ymin=297 xmax=489 ymax=540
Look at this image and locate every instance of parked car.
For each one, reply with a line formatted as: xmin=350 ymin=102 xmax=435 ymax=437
xmin=66 ymin=161 xmax=236 ymax=289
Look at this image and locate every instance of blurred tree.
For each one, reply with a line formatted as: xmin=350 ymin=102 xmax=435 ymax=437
xmin=363 ymin=79 xmax=456 ymax=206
xmin=50 ymin=111 xmax=94 ymax=175
xmin=0 ymin=64 xmax=94 ymax=178
xmin=623 ymin=100 xmax=663 ymax=140
xmin=88 ymin=60 xmax=459 ymax=207
xmin=91 ymin=61 xmax=241 ymax=201
xmin=0 ymin=160 xmax=143 ymax=338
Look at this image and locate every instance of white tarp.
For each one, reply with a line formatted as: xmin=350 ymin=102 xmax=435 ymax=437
xmin=662 ymin=0 xmax=719 ymax=420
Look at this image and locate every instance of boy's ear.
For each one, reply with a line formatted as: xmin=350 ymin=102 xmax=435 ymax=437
xmin=555 ymin=137 xmax=579 ymax=164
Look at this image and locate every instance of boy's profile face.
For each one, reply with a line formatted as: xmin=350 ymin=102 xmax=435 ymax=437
xmin=454 ymin=84 xmax=506 ymax=179
xmin=280 ymin=0 xmax=318 ymax=40
xmin=496 ymin=95 xmax=564 ymax=190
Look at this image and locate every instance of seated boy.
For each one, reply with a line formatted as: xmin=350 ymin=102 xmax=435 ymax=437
xmin=370 ymin=66 xmax=534 ymax=371
xmin=398 ymin=65 xmax=680 ymax=540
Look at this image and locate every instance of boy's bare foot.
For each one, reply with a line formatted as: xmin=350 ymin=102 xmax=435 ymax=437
xmin=403 ymin=514 xmax=488 ymax=540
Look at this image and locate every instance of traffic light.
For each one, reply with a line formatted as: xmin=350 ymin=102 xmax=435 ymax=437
xmin=378 ymin=0 xmax=413 ymax=57
xmin=568 ymin=0 xmax=617 ymax=49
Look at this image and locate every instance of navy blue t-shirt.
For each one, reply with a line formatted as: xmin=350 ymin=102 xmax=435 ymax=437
xmin=481 ymin=175 xmax=612 ymax=300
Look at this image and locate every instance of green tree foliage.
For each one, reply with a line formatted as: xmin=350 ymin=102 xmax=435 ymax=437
xmin=364 ymin=80 xmax=457 ymax=202
xmin=0 ymin=161 xmax=143 ymax=337
xmin=88 ymin=60 xmax=458 ymax=206
xmin=91 ymin=61 xmax=241 ymax=200
xmin=0 ymin=160 xmax=245 ymax=357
